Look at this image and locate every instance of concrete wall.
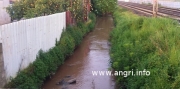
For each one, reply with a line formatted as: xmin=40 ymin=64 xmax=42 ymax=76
xmin=0 ymin=12 xmax=66 ymax=81
xmin=0 ymin=0 xmax=11 ymax=25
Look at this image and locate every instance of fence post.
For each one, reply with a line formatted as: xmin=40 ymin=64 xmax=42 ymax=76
xmin=66 ymin=11 xmax=72 ymax=26
xmin=153 ymin=0 xmax=158 ymax=17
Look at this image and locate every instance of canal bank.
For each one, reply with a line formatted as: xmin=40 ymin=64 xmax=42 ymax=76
xmin=42 ymin=16 xmax=115 ymax=89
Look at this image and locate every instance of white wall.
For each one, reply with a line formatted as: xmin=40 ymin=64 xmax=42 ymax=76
xmin=118 ymin=0 xmax=130 ymax=2
xmin=0 ymin=0 xmax=11 ymax=25
xmin=158 ymin=0 xmax=180 ymax=8
xmin=0 ymin=12 xmax=66 ymax=80
xmin=128 ymin=0 xmax=180 ymax=8
xmin=129 ymin=0 xmax=152 ymax=3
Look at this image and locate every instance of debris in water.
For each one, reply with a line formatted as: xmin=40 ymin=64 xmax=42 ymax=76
xmin=56 ymin=79 xmax=65 ymax=85
xmin=68 ymin=78 xmax=76 ymax=84
xmin=65 ymin=75 xmax=71 ymax=78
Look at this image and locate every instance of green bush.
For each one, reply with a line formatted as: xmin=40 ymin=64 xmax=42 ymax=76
xmin=88 ymin=12 xmax=96 ymax=30
xmin=4 ymin=12 xmax=96 ymax=89
xmin=6 ymin=1 xmax=27 ymax=21
xmin=7 ymin=0 xmax=90 ymax=23
xmin=110 ymin=7 xmax=180 ymax=89
xmin=91 ymin=0 xmax=117 ymax=16
xmin=6 ymin=0 xmax=86 ymax=22
xmin=68 ymin=0 xmax=84 ymax=22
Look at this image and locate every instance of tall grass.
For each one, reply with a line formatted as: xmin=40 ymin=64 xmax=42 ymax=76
xmin=110 ymin=7 xmax=180 ymax=89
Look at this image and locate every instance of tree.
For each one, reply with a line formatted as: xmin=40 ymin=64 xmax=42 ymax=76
xmin=6 ymin=1 xmax=27 ymax=21
xmin=69 ymin=0 xmax=84 ymax=22
xmin=6 ymin=0 xmax=66 ymax=20
xmin=91 ymin=0 xmax=117 ymax=16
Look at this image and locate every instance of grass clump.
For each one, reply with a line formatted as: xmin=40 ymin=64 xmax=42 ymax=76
xmin=4 ymin=12 xmax=96 ymax=89
xmin=110 ymin=7 xmax=180 ymax=89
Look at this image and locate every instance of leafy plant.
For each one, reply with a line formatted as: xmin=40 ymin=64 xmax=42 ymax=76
xmin=6 ymin=0 xmax=66 ymax=20
xmin=91 ymin=0 xmax=117 ymax=15
xmin=110 ymin=7 xmax=180 ymax=89
xmin=6 ymin=0 xmax=88 ymax=22
xmin=68 ymin=0 xmax=84 ymax=23
xmin=6 ymin=1 xmax=27 ymax=21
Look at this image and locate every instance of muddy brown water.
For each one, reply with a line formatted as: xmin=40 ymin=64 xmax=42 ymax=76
xmin=42 ymin=16 xmax=115 ymax=89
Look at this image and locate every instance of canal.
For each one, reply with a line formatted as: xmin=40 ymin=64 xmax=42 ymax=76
xmin=42 ymin=16 xmax=115 ymax=89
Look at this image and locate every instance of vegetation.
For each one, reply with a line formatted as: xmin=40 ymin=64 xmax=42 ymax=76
xmin=6 ymin=0 xmax=88 ymax=22
xmin=7 ymin=0 xmax=65 ymax=20
xmin=110 ymin=7 xmax=180 ymax=89
xmin=91 ymin=0 xmax=117 ymax=16
xmin=68 ymin=0 xmax=84 ymax=22
xmin=4 ymin=12 xmax=96 ymax=89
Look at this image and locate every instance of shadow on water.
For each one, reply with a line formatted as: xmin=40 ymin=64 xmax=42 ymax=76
xmin=42 ymin=16 xmax=115 ymax=89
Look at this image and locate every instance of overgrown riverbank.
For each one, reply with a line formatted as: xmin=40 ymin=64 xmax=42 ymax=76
xmin=4 ymin=12 xmax=96 ymax=89
xmin=110 ymin=7 xmax=180 ymax=89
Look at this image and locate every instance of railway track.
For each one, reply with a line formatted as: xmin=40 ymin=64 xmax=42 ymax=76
xmin=118 ymin=1 xmax=180 ymax=21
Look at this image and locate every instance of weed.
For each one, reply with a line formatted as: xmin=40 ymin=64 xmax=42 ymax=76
xmin=111 ymin=7 xmax=180 ymax=89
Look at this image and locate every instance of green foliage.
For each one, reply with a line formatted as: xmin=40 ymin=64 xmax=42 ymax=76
xmin=68 ymin=0 xmax=84 ymax=22
xmin=4 ymin=12 xmax=96 ymax=89
xmin=110 ymin=7 xmax=180 ymax=89
xmin=35 ymin=0 xmax=65 ymax=16
xmin=88 ymin=12 xmax=96 ymax=30
xmin=6 ymin=1 xmax=27 ymax=21
xmin=6 ymin=0 xmax=64 ymax=20
xmin=66 ymin=26 xmax=82 ymax=46
xmin=6 ymin=0 xmax=87 ymax=22
xmin=91 ymin=0 xmax=117 ymax=16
